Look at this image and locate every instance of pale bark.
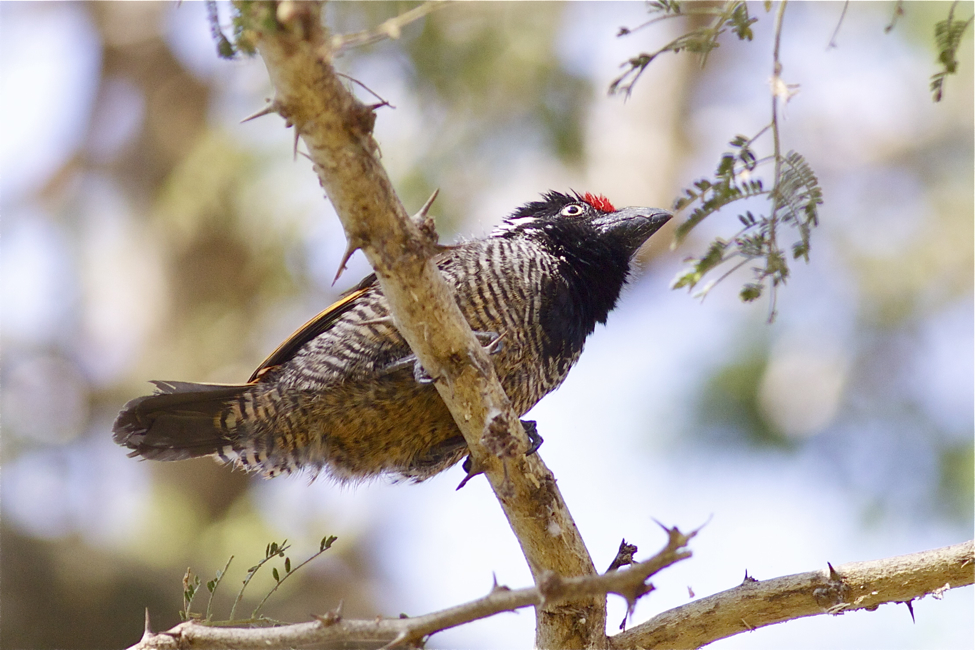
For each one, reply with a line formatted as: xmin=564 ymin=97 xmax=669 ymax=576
xmin=129 ymin=539 xmax=972 ymax=649
xmin=612 ymin=540 xmax=975 ymax=649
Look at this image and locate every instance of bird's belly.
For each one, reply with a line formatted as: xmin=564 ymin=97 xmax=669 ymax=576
xmin=276 ymin=373 xmax=466 ymax=481
xmin=264 ymin=341 xmax=573 ymax=482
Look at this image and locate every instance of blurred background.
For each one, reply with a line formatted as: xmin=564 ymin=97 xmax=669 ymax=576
xmin=1 ymin=2 xmax=972 ymax=648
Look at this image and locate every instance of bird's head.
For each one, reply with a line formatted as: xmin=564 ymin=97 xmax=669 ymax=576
xmin=494 ymin=190 xmax=671 ymax=262
xmin=493 ymin=191 xmax=672 ymax=338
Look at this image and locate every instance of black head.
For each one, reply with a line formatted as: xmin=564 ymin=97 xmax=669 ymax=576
xmin=495 ymin=190 xmax=670 ymax=259
xmin=496 ymin=190 xmax=671 ymax=358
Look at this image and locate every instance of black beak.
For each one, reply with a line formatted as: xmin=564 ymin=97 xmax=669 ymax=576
xmin=593 ymin=207 xmax=672 ymax=257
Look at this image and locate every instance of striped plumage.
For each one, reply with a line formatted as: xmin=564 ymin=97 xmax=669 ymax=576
xmin=113 ymin=191 xmax=670 ymax=481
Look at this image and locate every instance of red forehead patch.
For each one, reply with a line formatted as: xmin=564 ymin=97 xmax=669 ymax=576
xmin=581 ymin=192 xmax=615 ymax=213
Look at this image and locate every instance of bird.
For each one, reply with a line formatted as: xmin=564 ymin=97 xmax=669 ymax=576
xmin=113 ymin=191 xmax=671 ymax=483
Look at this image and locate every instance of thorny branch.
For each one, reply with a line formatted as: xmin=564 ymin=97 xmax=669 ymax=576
xmin=129 ymin=527 xmax=696 ymax=649
xmin=613 ymin=540 xmax=974 ymax=649
xmin=128 ymin=538 xmax=973 ymax=649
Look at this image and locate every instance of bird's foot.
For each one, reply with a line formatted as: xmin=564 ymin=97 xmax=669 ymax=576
xmin=381 ymin=354 xmax=435 ymax=384
xmin=522 ymin=420 xmax=543 ymax=456
xmin=474 ymin=330 xmax=505 ymax=355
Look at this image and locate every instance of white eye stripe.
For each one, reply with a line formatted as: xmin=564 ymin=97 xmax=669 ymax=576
xmin=493 ymin=214 xmax=538 ymax=235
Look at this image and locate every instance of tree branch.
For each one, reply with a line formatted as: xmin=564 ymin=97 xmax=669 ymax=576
xmin=234 ymin=2 xmax=605 ymax=646
xmin=127 ymin=525 xmax=694 ymax=649
xmin=611 ymin=539 xmax=975 ymax=649
xmin=127 ymin=537 xmax=973 ymax=650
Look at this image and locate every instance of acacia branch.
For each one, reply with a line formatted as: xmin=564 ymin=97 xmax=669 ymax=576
xmin=128 ymin=526 xmax=694 ymax=650
xmin=128 ymin=537 xmax=972 ymax=650
xmin=612 ymin=539 xmax=975 ymax=649
xmin=234 ymin=2 xmax=605 ymax=647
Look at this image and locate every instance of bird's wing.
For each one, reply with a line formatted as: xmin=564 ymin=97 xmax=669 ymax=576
xmin=248 ymin=274 xmax=378 ymax=382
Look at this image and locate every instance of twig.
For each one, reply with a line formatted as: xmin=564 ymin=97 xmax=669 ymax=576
xmin=330 ymin=1 xmax=448 ymax=54
xmin=127 ymin=526 xmax=695 ymax=650
xmin=766 ymin=0 xmax=789 ymax=323
xmin=128 ymin=539 xmax=973 ymax=650
xmin=885 ymin=0 xmax=905 ymax=34
xmin=827 ymin=0 xmax=850 ymax=49
xmin=205 ymin=556 xmax=234 ymax=621
xmin=252 ymin=536 xmax=336 ymax=619
xmin=230 ymin=541 xmax=290 ymax=621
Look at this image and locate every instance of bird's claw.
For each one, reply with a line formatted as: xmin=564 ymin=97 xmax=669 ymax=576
xmin=522 ymin=420 xmax=543 ymax=456
xmin=412 ymin=358 xmax=434 ymax=384
xmin=475 ymin=330 xmax=505 ymax=355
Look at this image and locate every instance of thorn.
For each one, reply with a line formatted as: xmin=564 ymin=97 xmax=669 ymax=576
xmin=827 ymin=562 xmax=841 ymax=581
xmin=240 ymin=102 xmax=277 ymax=123
xmin=742 ymin=569 xmax=757 ymax=584
xmin=905 ymin=599 xmax=915 ymax=623
xmin=691 ymin=514 xmax=714 ymax=536
xmin=414 ymin=188 xmax=440 ymax=220
xmin=293 ymin=128 xmax=300 ymax=161
xmin=312 ymin=600 xmax=344 ymax=627
xmin=142 ymin=608 xmax=153 ymax=641
xmin=412 ymin=188 xmax=442 ymax=246
xmin=651 ymin=518 xmax=671 ymax=534
xmin=489 ymin=572 xmax=510 ymax=594
xmin=619 ymin=582 xmax=653 ymax=631
xmin=332 ymin=243 xmax=361 ymax=285
xmin=456 ymin=455 xmax=484 ymax=490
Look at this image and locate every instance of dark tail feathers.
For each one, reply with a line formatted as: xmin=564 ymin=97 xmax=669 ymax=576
xmin=113 ymin=380 xmax=248 ymax=461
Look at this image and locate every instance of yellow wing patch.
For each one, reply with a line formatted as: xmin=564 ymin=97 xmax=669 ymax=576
xmin=249 ymin=286 xmax=371 ymax=382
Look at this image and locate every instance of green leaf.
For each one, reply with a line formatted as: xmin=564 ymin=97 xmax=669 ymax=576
xmin=673 ymin=270 xmax=699 ymax=290
xmin=930 ymin=11 xmax=974 ymax=102
xmin=717 ymin=154 xmax=735 ymax=177
xmin=740 ymin=283 xmax=763 ymax=302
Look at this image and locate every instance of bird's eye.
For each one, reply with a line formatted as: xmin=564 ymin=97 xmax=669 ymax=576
xmin=560 ymin=203 xmax=585 ymax=217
